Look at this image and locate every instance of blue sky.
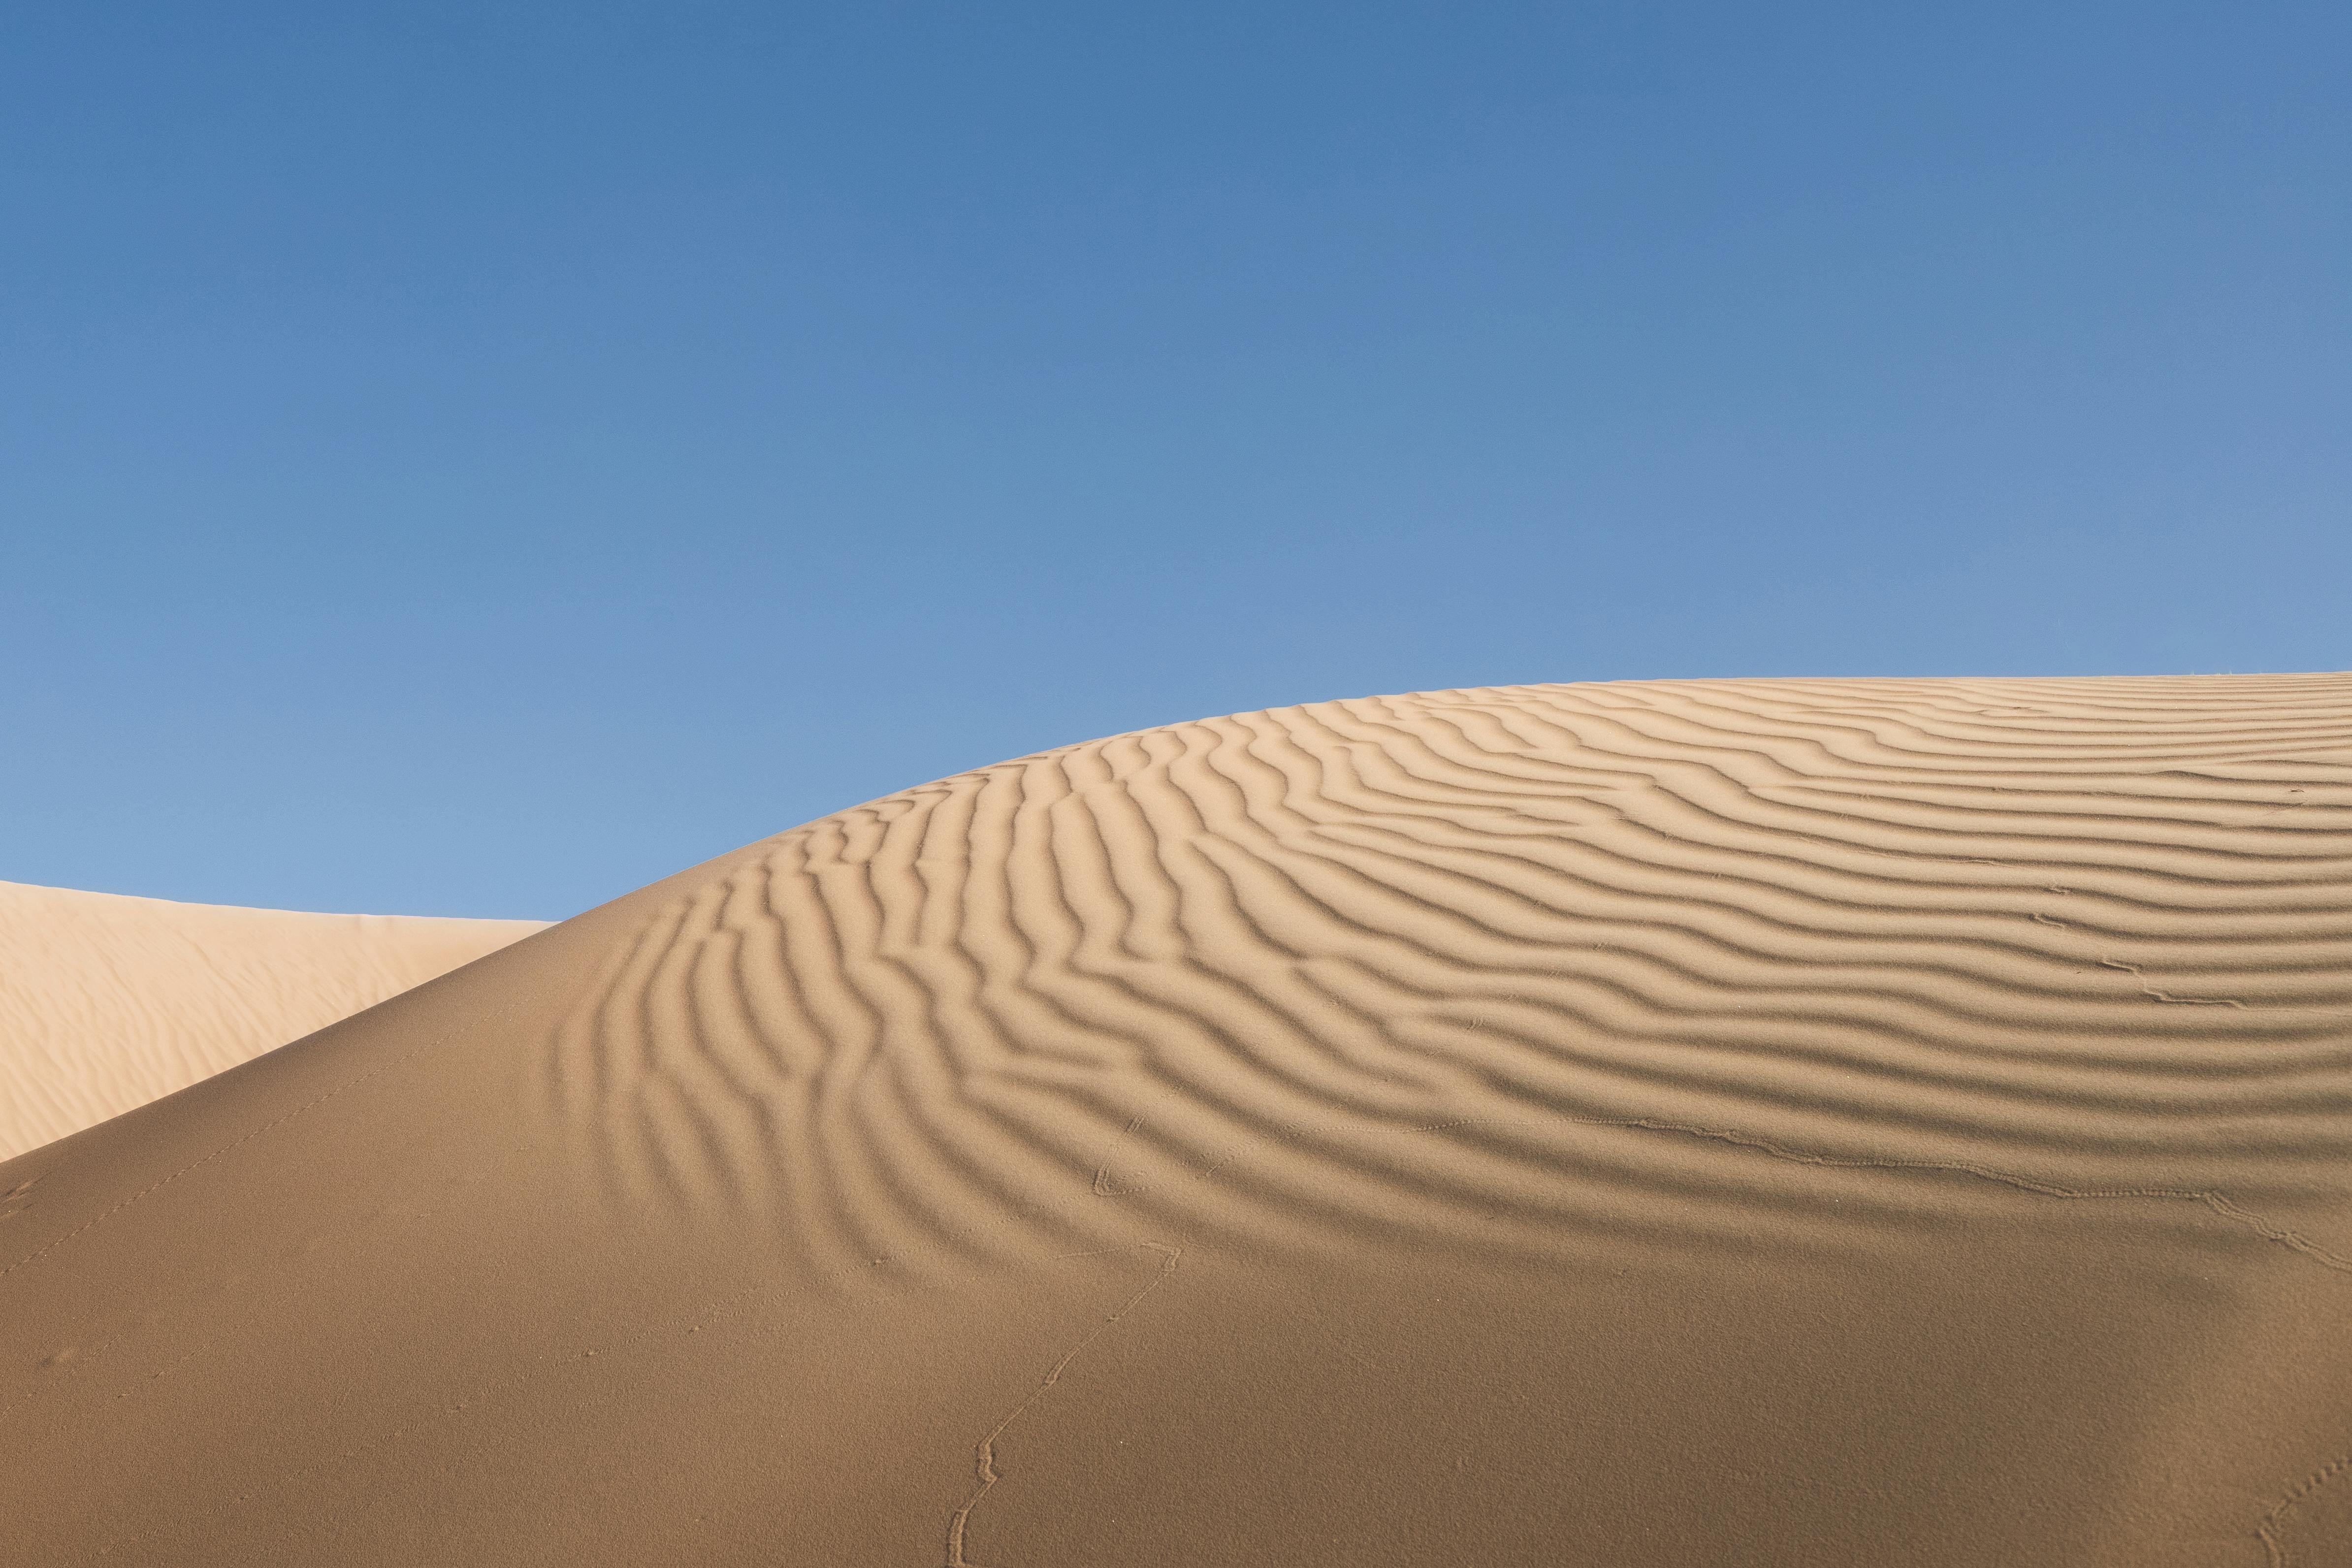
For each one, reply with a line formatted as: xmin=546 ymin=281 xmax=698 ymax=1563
xmin=6 ymin=3 xmax=2346 ymax=920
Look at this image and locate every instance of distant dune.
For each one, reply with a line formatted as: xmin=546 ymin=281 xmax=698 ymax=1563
xmin=4 ymin=677 xmax=2350 ymax=1566
xmin=0 ymin=881 xmax=542 ymax=1160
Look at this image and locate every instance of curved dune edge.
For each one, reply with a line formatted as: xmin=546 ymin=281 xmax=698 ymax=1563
xmin=546 ymin=675 xmax=2352 ymax=1278
xmin=4 ymin=676 xmax=2352 ymax=1566
xmin=0 ymin=880 xmax=544 ymax=1160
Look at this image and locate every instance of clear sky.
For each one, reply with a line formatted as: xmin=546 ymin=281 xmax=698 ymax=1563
xmin=6 ymin=3 xmax=2346 ymax=921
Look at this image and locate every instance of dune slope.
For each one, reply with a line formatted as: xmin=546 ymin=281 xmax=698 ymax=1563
xmin=4 ymin=676 xmax=2351 ymax=1566
xmin=0 ymin=881 xmax=543 ymax=1160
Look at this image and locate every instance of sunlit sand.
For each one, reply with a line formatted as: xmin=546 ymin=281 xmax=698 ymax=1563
xmin=5 ymin=676 xmax=2349 ymax=1565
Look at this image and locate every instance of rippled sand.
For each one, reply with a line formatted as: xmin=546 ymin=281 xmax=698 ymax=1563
xmin=5 ymin=676 xmax=2350 ymax=1565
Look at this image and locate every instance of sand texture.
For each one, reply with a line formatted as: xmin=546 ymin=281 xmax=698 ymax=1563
xmin=4 ymin=676 xmax=2351 ymax=1565
xmin=0 ymin=881 xmax=542 ymax=1161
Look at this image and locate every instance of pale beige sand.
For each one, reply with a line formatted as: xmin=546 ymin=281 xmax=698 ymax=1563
xmin=4 ymin=676 xmax=2351 ymax=1566
xmin=0 ymin=881 xmax=542 ymax=1160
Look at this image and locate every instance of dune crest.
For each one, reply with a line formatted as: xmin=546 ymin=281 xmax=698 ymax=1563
xmin=548 ymin=677 xmax=2352 ymax=1279
xmin=0 ymin=880 xmax=542 ymax=1159
xmin=4 ymin=676 xmax=2351 ymax=1566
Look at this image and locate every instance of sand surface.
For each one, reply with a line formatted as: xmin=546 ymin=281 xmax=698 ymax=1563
xmin=0 ymin=881 xmax=542 ymax=1161
xmin=4 ymin=676 xmax=2351 ymax=1565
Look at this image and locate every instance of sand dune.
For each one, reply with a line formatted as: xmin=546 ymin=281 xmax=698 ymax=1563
xmin=4 ymin=676 xmax=2350 ymax=1565
xmin=0 ymin=881 xmax=542 ymax=1160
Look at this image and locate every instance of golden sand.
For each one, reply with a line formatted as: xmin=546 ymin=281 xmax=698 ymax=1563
xmin=5 ymin=677 xmax=2348 ymax=1564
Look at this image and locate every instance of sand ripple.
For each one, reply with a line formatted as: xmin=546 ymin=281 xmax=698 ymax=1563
xmin=545 ymin=676 xmax=2352 ymax=1278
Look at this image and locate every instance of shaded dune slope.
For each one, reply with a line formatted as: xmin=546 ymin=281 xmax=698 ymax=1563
xmin=5 ymin=677 xmax=2352 ymax=1567
xmin=0 ymin=881 xmax=543 ymax=1160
